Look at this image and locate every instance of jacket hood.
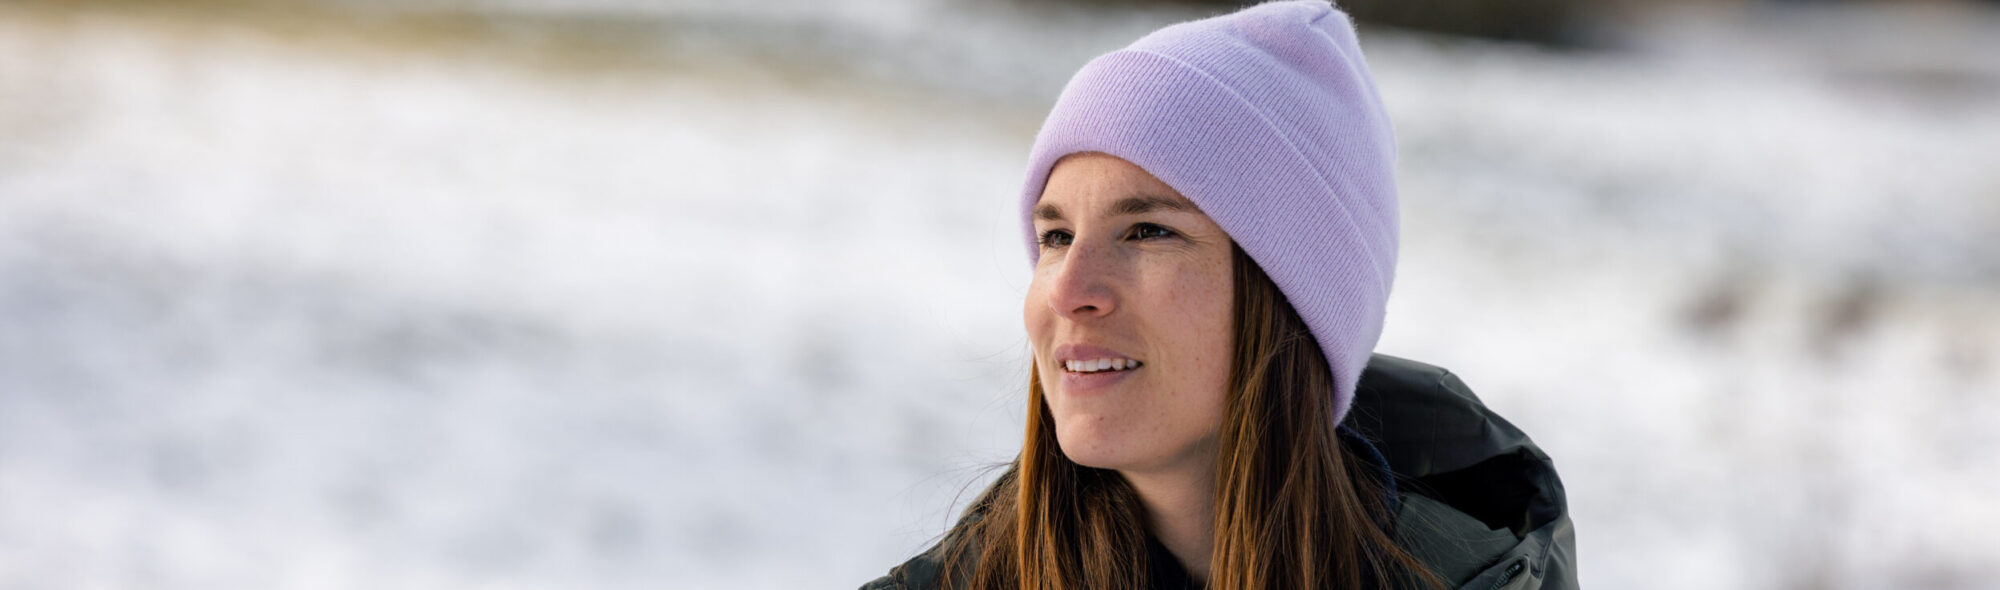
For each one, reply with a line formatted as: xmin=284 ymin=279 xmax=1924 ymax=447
xmin=1345 ymin=353 xmax=1578 ymax=590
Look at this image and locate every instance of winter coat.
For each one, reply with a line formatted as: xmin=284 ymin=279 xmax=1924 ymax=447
xmin=860 ymin=353 xmax=1578 ymax=590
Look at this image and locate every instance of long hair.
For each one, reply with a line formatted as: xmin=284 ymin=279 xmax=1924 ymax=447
xmin=939 ymin=244 xmax=1447 ymax=589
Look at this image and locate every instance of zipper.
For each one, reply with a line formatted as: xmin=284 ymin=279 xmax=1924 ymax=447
xmin=1484 ymin=559 xmax=1525 ymax=590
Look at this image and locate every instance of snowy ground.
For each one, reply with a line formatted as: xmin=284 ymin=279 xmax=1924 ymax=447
xmin=0 ymin=2 xmax=1996 ymax=589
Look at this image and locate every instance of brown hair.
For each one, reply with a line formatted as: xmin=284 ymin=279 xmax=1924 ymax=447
xmin=938 ymin=244 xmax=1447 ymax=589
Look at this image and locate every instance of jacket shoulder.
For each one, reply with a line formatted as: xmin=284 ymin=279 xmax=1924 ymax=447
xmin=860 ymin=535 xmax=957 ymax=590
xmin=860 ymin=492 xmax=993 ymax=590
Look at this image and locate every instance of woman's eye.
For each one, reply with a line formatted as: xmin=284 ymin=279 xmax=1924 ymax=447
xmin=1131 ymin=223 xmax=1175 ymax=240
xmin=1037 ymin=229 xmax=1073 ymax=248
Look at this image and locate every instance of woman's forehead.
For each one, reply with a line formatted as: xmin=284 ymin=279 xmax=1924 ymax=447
xmin=1033 ymin=193 xmax=1198 ymax=224
xmin=1035 ymin=153 xmax=1200 ymax=222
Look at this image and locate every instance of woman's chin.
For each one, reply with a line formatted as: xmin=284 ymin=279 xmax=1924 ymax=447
xmin=1054 ymin=427 xmax=1146 ymax=471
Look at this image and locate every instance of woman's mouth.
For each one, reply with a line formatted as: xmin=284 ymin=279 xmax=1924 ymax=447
xmin=1058 ymin=357 xmax=1142 ymax=394
xmin=1063 ymin=358 xmax=1144 ymax=374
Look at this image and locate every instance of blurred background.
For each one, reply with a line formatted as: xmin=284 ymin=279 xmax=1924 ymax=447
xmin=2 ymin=0 xmax=1997 ymax=588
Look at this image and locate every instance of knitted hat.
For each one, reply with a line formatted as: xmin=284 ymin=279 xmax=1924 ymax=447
xmin=1019 ymin=0 xmax=1398 ymax=427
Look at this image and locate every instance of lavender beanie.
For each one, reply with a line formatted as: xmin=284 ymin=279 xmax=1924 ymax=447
xmin=1019 ymin=0 xmax=1398 ymax=427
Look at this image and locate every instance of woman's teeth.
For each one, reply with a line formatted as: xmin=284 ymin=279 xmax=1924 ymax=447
xmin=1064 ymin=358 xmax=1143 ymax=373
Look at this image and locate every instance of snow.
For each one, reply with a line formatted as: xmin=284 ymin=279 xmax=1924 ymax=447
xmin=0 ymin=2 xmax=1995 ymax=589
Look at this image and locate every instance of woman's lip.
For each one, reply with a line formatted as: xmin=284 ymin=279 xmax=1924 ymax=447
xmin=1058 ymin=364 xmax=1140 ymax=395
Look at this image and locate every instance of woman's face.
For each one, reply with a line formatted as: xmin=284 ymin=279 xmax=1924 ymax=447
xmin=1025 ymin=152 xmax=1235 ymax=476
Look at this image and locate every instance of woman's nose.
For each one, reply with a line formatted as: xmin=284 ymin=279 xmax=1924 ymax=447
xmin=1045 ymin=240 xmax=1118 ymax=320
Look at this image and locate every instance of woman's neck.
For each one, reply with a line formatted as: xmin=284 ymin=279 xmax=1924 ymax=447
xmin=1121 ymin=457 xmax=1218 ymax=585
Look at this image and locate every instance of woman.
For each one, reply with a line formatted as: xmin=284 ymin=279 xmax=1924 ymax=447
xmin=865 ymin=2 xmax=1575 ymax=588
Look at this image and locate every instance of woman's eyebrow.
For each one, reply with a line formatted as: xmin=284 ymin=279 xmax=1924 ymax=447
xmin=1108 ymin=194 xmax=1197 ymax=217
xmin=1034 ymin=194 xmax=1196 ymax=222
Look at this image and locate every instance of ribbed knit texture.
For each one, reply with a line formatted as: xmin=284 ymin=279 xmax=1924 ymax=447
xmin=1019 ymin=0 xmax=1398 ymax=426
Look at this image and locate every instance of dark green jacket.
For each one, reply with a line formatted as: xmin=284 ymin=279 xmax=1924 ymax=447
xmin=862 ymin=353 xmax=1577 ymax=589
